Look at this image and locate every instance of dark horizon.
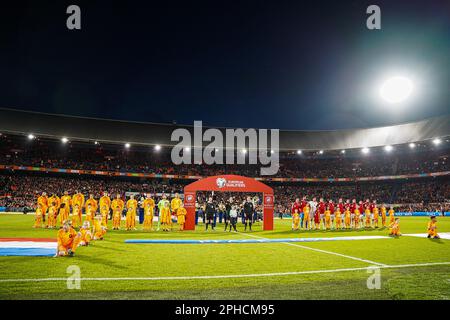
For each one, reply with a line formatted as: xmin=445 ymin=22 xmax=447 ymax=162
xmin=1 ymin=0 xmax=449 ymax=130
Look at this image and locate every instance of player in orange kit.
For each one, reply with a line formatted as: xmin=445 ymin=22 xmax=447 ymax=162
xmin=380 ymin=204 xmax=387 ymax=227
xmin=303 ymin=204 xmax=310 ymax=230
xmin=324 ymin=207 xmax=331 ymax=230
xmin=46 ymin=205 xmax=57 ymax=229
xmin=79 ymin=221 xmax=92 ymax=246
xmin=37 ymin=192 xmax=48 ymax=222
xmin=344 ymin=208 xmax=351 ymax=229
xmin=72 ymin=190 xmax=85 ymax=222
xmin=93 ymin=215 xmax=107 ymax=240
xmin=388 ymin=206 xmax=395 ymax=225
xmin=143 ymin=200 xmax=155 ymax=231
xmin=354 ymin=206 xmax=361 ymax=229
xmin=100 ymin=204 xmax=109 ymax=228
xmin=292 ymin=209 xmax=300 ymax=231
xmin=126 ymin=195 xmax=138 ymax=230
xmin=160 ymin=201 xmax=172 ymax=231
xmin=85 ymin=194 xmax=98 ymax=214
xmin=427 ymin=216 xmax=440 ymax=239
xmin=176 ymin=203 xmax=187 ymax=231
xmin=335 ymin=207 xmax=342 ymax=229
xmin=58 ymin=203 xmax=69 ymax=226
xmin=56 ymin=222 xmax=81 ymax=257
xmin=61 ymin=191 xmax=72 ymax=216
xmin=112 ymin=205 xmax=122 ymax=230
xmin=85 ymin=203 xmax=95 ymax=223
xmin=70 ymin=204 xmax=81 ymax=228
xmin=99 ymin=191 xmax=111 ymax=218
xmin=48 ymin=194 xmax=61 ymax=212
xmin=389 ymin=217 xmax=401 ymax=237
xmin=33 ymin=205 xmax=44 ymax=228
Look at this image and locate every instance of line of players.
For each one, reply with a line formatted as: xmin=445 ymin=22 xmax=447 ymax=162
xmin=291 ymin=197 xmax=395 ymax=231
xmin=33 ymin=191 xmax=187 ymax=232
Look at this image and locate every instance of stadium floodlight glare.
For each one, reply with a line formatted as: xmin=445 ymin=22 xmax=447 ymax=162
xmin=318 ymin=150 xmax=324 ymax=155
xmin=270 ymin=150 xmax=274 ymax=154
xmin=154 ymin=145 xmax=161 ymax=151
xmin=242 ymin=148 xmax=247 ymax=154
xmin=361 ymin=147 xmax=370 ymax=154
xmin=61 ymin=137 xmax=69 ymax=144
xmin=184 ymin=147 xmax=191 ymax=152
xmin=341 ymin=150 xmax=346 ymax=154
xmin=215 ymin=148 xmax=220 ymax=152
xmin=27 ymin=134 xmax=35 ymax=140
xmin=409 ymin=142 xmax=416 ymax=149
xmin=432 ymin=138 xmax=442 ymax=145
xmin=94 ymin=141 xmax=99 ymax=145
xmin=297 ymin=150 xmax=302 ymax=155
xmin=384 ymin=145 xmax=393 ymax=152
xmin=380 ymin=76 xmax=413 ymax=103
xmin=125 ymin=143 xmax=131 ymax=149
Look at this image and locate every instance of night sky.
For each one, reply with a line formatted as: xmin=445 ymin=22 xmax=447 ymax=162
xmin=1 ymin=0 xmax=449 ymax=130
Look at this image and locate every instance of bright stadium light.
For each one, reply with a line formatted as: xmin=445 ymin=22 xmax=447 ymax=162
xmin=94 ymin=141 xmax=99 ymax=145
xmin=341 ymin=150 xmax=346 ymax=154
xmin=154 ymin=144 xmax=161 ymax=151
xmin=384 ymin=145 xmax=393 ymax=152
xmin=432 ymin=138 xmax=442 ymax=145
xmin=125 ymin=143 xmax=131 ymax=149
xmin=318 ymin=150 xmax=324 ymax=155
xmin=242 ymin=148 xmax=247 ymax=154
xmin=297 ymin=150 xmax=302 ymax=155
xmin=409 ymin=142 xmax=416 ymax=149
xmin=27 ymin=134 xmax=35 ymax=140
xmin=361 ymin=147 xmax=370 ymax=154
xmin=215 ymin=148 xmax=220 ymax=152
xmin=380 ymin=76 xmax=413 ymax=103
xmin=184 ymin=147 xmax=191 ymax=152
xmin=61 ymin=137 xmax=69 ymax=144
xmin=270 ymin=150 xmax=274 ymax=154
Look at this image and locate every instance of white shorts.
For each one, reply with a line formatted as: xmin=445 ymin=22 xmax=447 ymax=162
xmin=351 ymin=214 xmax=355 ymax=219
xmin=330 ymin=215 xmax=335 ymax=221
xmin=320 ymin=214 xmax=324 ymax=220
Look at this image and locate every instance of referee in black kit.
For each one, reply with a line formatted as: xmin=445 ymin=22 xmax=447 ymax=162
xmin=205 ymin=196 xmax=216 ymax=231
xmin=243 ymin=196 xmax=254 ymax=231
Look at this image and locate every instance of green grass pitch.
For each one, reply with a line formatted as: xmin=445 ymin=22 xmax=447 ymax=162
xmin=0 ymin=214 xmax=449 ymax=300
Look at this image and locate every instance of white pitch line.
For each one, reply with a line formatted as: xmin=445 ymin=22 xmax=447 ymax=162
xmin=0 ymin=262 xmax=449 ymax=283
xmin=235 ymin=231 xmax=388 ymax=267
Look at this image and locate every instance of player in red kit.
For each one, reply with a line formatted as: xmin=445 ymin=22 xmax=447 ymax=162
xmin=317 ymin=198 xmax=326 ymax=230
xmin=292 ymin=198 xmax=302 ymax=230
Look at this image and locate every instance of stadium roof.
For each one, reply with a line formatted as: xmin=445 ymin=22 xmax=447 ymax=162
xmin=0 ymin=107 xmax=449 ymax=151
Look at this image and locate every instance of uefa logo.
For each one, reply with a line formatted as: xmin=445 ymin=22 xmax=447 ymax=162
xmin=265 ymin=196 xmax=272 ymax=203
xmin=186 ymin=195 xmax=194 ymax=202
xmin=216 ymin=177 xmax=227 ymax=188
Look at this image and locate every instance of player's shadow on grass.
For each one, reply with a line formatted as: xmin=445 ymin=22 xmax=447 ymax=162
xmin=427 ymin=238 xmax=445 ymax=244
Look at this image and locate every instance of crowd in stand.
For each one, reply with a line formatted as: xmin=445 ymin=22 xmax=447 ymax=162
xmin=0 ymin=134 xmax=448 ymax=178
xmin=1 ymin=173 xmax=448 ymax=213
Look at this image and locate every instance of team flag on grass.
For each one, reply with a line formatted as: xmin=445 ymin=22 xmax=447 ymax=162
xmin=0 ymin=238 xmax=56 ymax=256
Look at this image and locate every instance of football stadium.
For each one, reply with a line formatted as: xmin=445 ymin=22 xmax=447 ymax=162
xmin=0 ymin=0 xmax=449 ymax=307
xmin=0 ymin=108 xmax=449 ymax=300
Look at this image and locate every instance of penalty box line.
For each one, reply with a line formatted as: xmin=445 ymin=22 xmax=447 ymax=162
xmin=235 ymin=231 xmax=388 ymax=267
xmin=0 ymin=262 xmax=449 ymax=283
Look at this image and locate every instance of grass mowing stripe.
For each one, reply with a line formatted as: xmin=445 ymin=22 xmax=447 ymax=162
xmin=235 ymin=231 xmax=388 ymax=266
xmin=1 ymin=262 xmax=449 ymax=283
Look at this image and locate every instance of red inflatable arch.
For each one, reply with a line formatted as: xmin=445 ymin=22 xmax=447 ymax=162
xmin=183 ymin=175 xmax=274 ymax=231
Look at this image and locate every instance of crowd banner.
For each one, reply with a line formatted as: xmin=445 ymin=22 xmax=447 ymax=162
xmin=0 ymin=164 xmax=449 ymax=182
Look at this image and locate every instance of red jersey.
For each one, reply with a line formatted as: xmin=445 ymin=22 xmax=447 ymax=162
xmin=300 ymin=200 xmax=308 ymax=211
xmin=328 ymin=203 xmax=335 ymax=214
xmin=338 ymin=203 xmax=345 ymax=213
xmin=292 ymin=202 xmax=301 ymax=214
xmin=318 ymin=202 xmax=325 ymax=214
xmin=350 ymin=203 xmax=357 ymax=213
xmin=369 ymin=203 xmax=375 ymax=213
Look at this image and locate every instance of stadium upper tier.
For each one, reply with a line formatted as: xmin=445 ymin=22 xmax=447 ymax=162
xmin=0 ymin=107 xmax=449 ymax=151
xmin=0 ymin=132 xmax=448 ymax=180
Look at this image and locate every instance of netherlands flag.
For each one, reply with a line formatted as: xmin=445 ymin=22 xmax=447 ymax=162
xmin=0 ymin=238 xmax=57 ymax=257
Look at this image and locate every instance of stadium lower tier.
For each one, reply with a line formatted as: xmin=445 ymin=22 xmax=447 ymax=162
xmin=0 ymin=171 xmax=448 ymax=213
